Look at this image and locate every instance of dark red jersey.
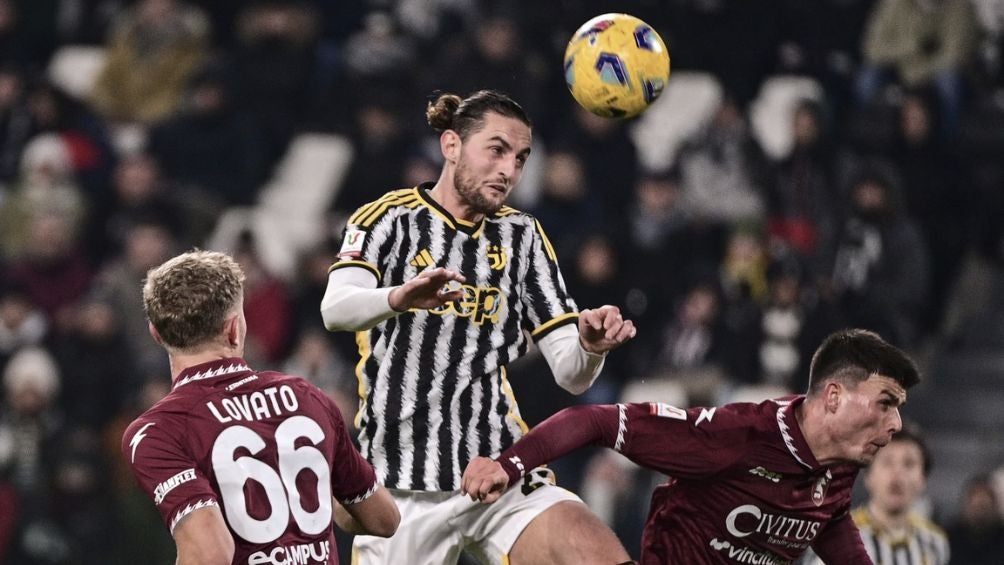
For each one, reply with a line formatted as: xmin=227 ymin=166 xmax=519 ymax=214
xmin=123 ymin=358 xmax=377 ymax=565
xmin=498 ymin=396 xmax=872 ymax=564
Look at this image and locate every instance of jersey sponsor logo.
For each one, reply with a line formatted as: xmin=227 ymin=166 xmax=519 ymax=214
xmin=206 ymin=385 xmax=300 ymax=424
xmin=226 ymin=375 xmax=259 ymax=391
xmin=338 ymin=227 xmax=366 ymax=258
xmin=247 ymin=540 xmax=331 ymax=565
xmin=154 ymin=468 xmax=197 ymax=504
xmin=695 ymin=407 xmax=716 ymax=426
xmin=650 ymin=402 xmax=687 ymax=420
xmin=725 ymin=504 xmax=822 ymax=544
xmin=409 ymin=248 xmax=435 ymax=268
xmin=709 ymin=538 xmax=791 ymax=565
xmin=811 ymin=470 xmax=831 ymax=506
xmin=129 ymin=422 xmax=155 ymax=463
xmin=428 ymin=284 xmax=504 ymax=325
xmin=486 ymin=245 xmax=508 ymax=270
xmin=748 ymin=466 xmax=782 ymax=483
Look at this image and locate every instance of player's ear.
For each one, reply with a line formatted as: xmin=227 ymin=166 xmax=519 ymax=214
xmin=224 ymin=315 xmax=240 ymax=348
xmin=148 ymin=322 xmax=164 ymax=346
xmin=441 ymin=129 xmax=461 ymax=163
xmin=824 ymin=381 xmax=842 ymax=413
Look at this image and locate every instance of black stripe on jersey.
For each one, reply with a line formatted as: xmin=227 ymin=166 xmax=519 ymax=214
xmin=456 ymin=372 xmax=476 ymax=478
xmin=348 ymin=188 xmax=414 ymax=226
xmin=409 ymin=213 xmax=446 ymax=489
xmin=328 ymin=260 xmax=381 ymax=283
xmin=416 ymin=184 xmax=483 ymax=236
xmin=483 ymin=225 xmax=516 ymax=451
xmin=378 ymin=214 xmax=416 ymax=489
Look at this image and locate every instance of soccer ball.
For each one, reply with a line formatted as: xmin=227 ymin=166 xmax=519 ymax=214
xmin=563 ymin=13 xmax=671 ymax=119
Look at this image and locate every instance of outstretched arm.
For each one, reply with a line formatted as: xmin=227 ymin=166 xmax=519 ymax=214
xmin=461 ymin=404 xmax=620 ymax=503
xmin=539 ymin=306 xmax=636 ymax=394
xmin=173 ymin=505 xmax=234 ymax=565
xmin=321 ymin=266 xmax=466 ymax=331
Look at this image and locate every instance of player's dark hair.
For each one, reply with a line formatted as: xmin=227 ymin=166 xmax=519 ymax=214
xmin=426 ymin=90 xmax=531 ymax=139
xmin=885 ymin=422 xmax=932 ymax=475
xmin=806 ymin=329 xmax=920 ymax=395
xmin=143 ymin=250 xmax=245 ymax=350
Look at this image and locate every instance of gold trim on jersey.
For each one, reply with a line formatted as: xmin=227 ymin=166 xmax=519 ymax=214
xmin=354 ymin=190 xmax=420 ymax=228
xmin=495 ymin=205 xmax=520 ymax=217
xmin=353 ymin=331 xmax=371 ymax=429
xmin=530 ymin=312 xmax=579 ymax=338
xmin=500 ymin=366 xmax=529 ymax=434
xmin=329 ymin=260 xmax=381 ymax=283
xmin=348 ymin=187 xmax=415 ymax=226
xmin=533 ymin=219 xmax=558 ymax=262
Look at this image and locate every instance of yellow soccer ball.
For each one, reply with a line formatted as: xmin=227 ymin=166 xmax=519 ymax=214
xmin=563 ymin=13 xmax=671 ymax=118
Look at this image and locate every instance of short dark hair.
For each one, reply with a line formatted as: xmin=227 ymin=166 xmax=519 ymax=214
xmin=806 ymin=329 xmax=920 ymax=395
xmin=426 ymin=90 xmax=531 ymax=140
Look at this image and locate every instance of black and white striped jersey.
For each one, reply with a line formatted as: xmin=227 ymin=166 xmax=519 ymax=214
xmin=851 ymin=506 xmax=950 ymax=565
xmin=330 ymin=183 xmax=579 ymax=491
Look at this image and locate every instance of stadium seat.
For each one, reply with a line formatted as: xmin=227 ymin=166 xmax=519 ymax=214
xmin=749 ymin=75 xmax=824 ymax=160
xmin=630 ymin=71 xmax=723 ymax=172
xmin=46 ymin=45 xmax=107 ymax=100
xmin=208 ymin=133 xmax=353 ymax=279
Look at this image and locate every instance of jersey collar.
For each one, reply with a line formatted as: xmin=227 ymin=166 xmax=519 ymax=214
xmin=416 ymin=182 xmax=486 ymax=238
xmin=173 ymin=357 xmax=252 ymax=389
xmin=775 ymin=396 xmax=821 ymax=471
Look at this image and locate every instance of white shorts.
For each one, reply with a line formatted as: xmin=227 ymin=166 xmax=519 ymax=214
xmin=352 ymin=468 xmax=581 ymax=565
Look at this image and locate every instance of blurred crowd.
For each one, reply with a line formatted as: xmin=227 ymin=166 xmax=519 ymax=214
xmin=2 ymin=0 xmax=1004 ymax=563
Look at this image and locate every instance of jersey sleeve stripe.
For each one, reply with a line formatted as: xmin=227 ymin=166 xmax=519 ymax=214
xmin=347 ymin=189 xmax=413 ymax=225
xmin=614 ymin=404 xmax=628 ymax=451
xmin=533 ymin=219 xmax=558 ymax=262
xmin=530 ymin=312 xmax=579 ymax=339
xmin=329 ymin=260 xmax=381 ymax=283
xmin=339 ymin=481 xmax=378 ymax=505
xmin=357 ymin=193 xmax=419 ymax=227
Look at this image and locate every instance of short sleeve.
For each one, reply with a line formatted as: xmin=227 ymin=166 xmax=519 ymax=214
xmin=615 ymin=402 xmax=753 ymax=478
xmin=329 ymin=192 xmax=410 ymax=283
xmin=318 ymin=393 xmax=378 ymax=504
xmin=523 ymin=218 xmax=579 ymax=340
xmin=122 ymin=416 xmax=219 ymax=534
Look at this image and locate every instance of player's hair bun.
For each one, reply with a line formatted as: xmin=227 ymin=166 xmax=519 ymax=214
xmin=426 ymin=93 xmax=462 ymax=132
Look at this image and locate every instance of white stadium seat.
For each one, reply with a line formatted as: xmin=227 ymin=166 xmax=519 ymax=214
xmin=630 ymin=71 xmax=723 ymax=172
xmin=749 ymin=75 xmax=824 ymax=161
xmin=46 ymin=45 xmax=107 ymax=100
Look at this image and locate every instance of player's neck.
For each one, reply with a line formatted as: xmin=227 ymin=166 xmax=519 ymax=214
xmin=429 ymin=175 xmax=484 ymax=224
xmin=168 ymin=346 xmax=243 ymax=382
xmin=868 ymin=501 xmax=911 ymax=533
xmin=796 ymin=399 xmax=840 ymax=466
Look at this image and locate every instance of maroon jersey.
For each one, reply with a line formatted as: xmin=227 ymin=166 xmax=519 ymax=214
xmin=122 ymin=358 xmax=377 ymax=565
xmin=497 ymin=396 xmax=872 ymax=564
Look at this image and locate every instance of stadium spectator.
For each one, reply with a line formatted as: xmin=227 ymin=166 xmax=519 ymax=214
xmin=946 ymin=475 xmax=1004 ymax=565
xmin=123 ymin=250 xmax=399 ymax=564
xmin=825 ymin=168 xmax=930 ymax=346
xmin=856 ymin=0 xmax=978 ymax=135
xmin=463 ymin=329 xmax=920 ymax=564
xmin=321 ymin=90 xmax=635 ymax=564
xmin=90 ymin=0 xmax=210 ymax=124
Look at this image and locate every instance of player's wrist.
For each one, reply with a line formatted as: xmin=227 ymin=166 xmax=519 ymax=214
xmin=387 ymin=286 xmax=407 ymax=312
xmin=578 ymin=336 xmax=607 ymax=356
xmin=495 ymin=453 xmax=526 ymax=486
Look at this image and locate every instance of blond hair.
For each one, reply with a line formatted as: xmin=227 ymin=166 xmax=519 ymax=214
xmin=143 ymin=250 xmax=245 ymax=350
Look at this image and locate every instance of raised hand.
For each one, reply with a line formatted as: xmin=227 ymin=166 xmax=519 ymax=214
xmin=388 ymin=267 xmax=466 ymax=312
xmin=578 ymin=305 xmax=637 ymax=354
xmin=460 ymin=456 xmax=510 ymax=504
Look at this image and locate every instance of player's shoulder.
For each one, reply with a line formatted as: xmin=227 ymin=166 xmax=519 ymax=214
xmin=122 ymin=400 xmax=188 ymax=464
xmin=908 ymin=512 xmax=949 ymax=538
xmin=347 ymin=187 xmax=421 ymax=227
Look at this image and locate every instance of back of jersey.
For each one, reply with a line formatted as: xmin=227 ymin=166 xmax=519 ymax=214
xmin=123 ymin=358 xmax=377 ymax=565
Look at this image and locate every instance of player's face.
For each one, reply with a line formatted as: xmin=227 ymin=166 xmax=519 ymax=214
xmin=832 ymin=374 xmax=906 ymax=466
xmin=454 ymin=112 xmax=531 ymax=216
xmin=864 ymin=439 xmax=925 ymax=515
